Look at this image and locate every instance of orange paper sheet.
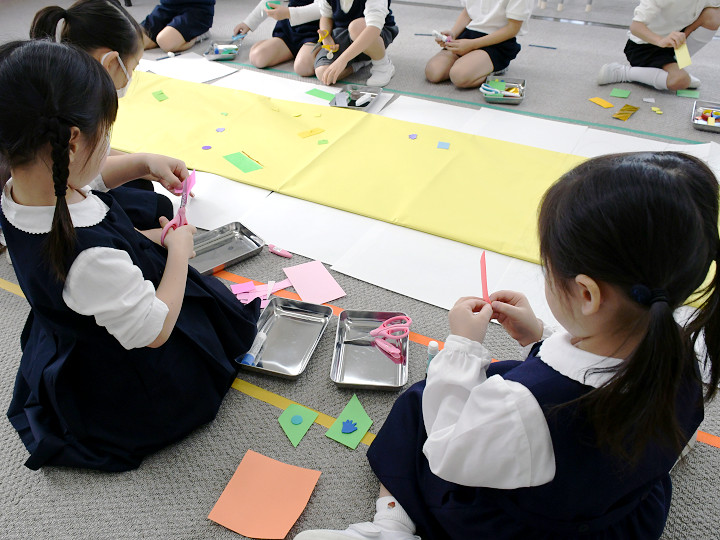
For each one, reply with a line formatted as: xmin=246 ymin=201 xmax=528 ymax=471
xmin=589 ymin=97 xmax=614 ymax=109
xmin=208 ymin=450 xmax=321 ymax=539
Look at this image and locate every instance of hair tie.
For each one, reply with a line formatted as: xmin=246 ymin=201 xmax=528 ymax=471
xmin=630 ymin=284 xmax=669 ymax=306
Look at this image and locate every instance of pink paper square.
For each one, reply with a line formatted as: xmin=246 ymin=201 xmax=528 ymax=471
xmin=283 ymin=261 xmax=346 ymax=305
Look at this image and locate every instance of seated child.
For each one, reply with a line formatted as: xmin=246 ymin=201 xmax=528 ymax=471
xmin=141 ymin=0 xmax=215 ymax=53
xmin=425 ymin=0 xmax=534 ymax=89
xmin=314 ymin=0 xmax=399 ymax=87
xmin=598 ymin=0 xmax=719 ymax=91
xmin=233 ymin=0 xmax=321 ymax=77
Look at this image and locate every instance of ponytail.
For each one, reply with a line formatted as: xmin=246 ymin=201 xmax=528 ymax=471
xmin=30 ymin=6 xmax=67 ymax=41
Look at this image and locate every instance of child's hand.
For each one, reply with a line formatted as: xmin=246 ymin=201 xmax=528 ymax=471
xmin=159 ymin=217 xmax=196 ymax=259
xmin=658 ymin=31 xmax=686 ymax=49
xmin=489 ymin=290 xmax=543 ymax=347
xmin=321 ymin=58 xmax=347 ymax=85
xmin=435 ymin=30 xmax=452 ymax=47
xmin=143 ymin=154 xmax=189 ymax=193
xmin=448 ymin=296 xmax=493 ymax=343
xmin=233 ymin=22 xmax=251 ymax=36
xmin=266 ymin=5 xmax=290 ymax=20
xmin=444 ymin=39 xmax=474 ymax=56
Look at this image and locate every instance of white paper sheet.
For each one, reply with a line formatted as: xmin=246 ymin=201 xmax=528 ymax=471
xmin=570 ymin=128 xmax=668 ymax=157
xmin=140 ymin=52 xmax=238 ymax=84
xmin=212 ymin=69 xmax=336 ymax=103
xmin=379 ymin=95 xmax=477 ymax=131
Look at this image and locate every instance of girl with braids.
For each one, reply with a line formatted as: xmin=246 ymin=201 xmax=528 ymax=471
xmin=0 ymin=40 xmax=260 ymax=472
xmin=297 ymin=151 xmax=719 ymax=540
xmin=30 ymin=0 xmax=187 ymax=231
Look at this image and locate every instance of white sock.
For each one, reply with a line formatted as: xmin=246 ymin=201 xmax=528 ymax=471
xmin=686 ymin=27 xmax=717 ymax=56
xmin=373 ymin=496 xmax=416 ymax=534
xmin=627 ymin=66 xmax=668 ymax=90
xmin=372 ymin=55 xmax=389 ymax=67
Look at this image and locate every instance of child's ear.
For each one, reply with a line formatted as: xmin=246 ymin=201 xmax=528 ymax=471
xmin=574 ymin=274 xmax=602 ymax=316
xmin=67 ymin=127 xmax=82 ymax=164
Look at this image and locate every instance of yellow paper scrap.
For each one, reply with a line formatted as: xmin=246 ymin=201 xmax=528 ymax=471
xmin=674 ymin=43 xmax=692 ymax=69
xmin=589 ymin=97 xmax=614 ymax=109
xmin=298 ymin=128 xmax=325 ymax=138
xmin=710 ymin=117 xmax=716 ymax=126
xmin=612 ymin=104 xmax=639 ymax=122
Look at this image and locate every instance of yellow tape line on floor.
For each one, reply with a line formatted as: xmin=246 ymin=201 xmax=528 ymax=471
xmin=0 ymin=277 xmax=23 ymax=298
xmin=232 ymin=378 xmax=376 ymax=446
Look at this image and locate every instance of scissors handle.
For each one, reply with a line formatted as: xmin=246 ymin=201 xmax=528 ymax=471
xmin=371 ymin=315 xmax=412 ymax=339
xmin=160 ymin=207 xmax=187 ymax=247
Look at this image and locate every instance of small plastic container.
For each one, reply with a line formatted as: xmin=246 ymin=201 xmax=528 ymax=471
xmin=482 ymin=76 xmax=525 ymax=105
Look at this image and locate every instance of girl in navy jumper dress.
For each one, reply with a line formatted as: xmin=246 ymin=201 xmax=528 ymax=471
xmin=0 ymin=40 xmax=260 ymax=472
xmin=296 ymin=151 xmax=720 ymax=540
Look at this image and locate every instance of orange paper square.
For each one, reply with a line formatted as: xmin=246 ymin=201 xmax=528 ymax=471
xmin=209 ymin=450 xmax=321 ymax=539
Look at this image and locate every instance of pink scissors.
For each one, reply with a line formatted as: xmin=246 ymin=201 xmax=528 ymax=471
xmin=160 ymin=171 xmax=192 ymax=247
xmin=345 ymin=315 xmax=412 ymax=363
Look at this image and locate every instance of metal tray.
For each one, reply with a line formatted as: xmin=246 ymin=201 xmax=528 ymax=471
xmin=203 ymin=42 xmax=239 ymax=61
xmin=482 ymin=76 xmax=525 ymax=105
xmin=240 ymin=297 xmax=333 ymax=379
xmin=329 ymin=84 xmax=383 ymax=110
xmin=189 ymin=222 xmax=263 ymax=275
xmin=331 ymin=310 xmax=409 ymax=390
xmin=691 ymin=100 xmax=720 ymax=133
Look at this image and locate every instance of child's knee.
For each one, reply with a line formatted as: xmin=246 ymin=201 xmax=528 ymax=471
xmin=294 ymin=59 xmax=315 ymax=77
xmin=156 ymin=28 xmax=185 ymax=52
xmin=448 ymin=66 xmax=476 ymax=88
xmin=348 ymin=18 xmax=367 ymax=39
xmin=248 ymin=47 xmax=269 ymax=68
xmin=667 ymin=71 xmax=690 ymax=91
xmin=425 ymin=63 xmax=444 ymax=83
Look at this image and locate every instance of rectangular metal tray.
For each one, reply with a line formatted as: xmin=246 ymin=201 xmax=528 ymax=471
xmin=189 ymin=222 xmax=263 ymax=275
xmin=240 ymin=297 xmax=333 ymax=379
xmin=203 ymin=42 xmax=239 ymax=61
xmin=691 ymin=100 xmax=720 ymax=133
xmin=329 ymin=84 xmax=383 ymax=110
xmin=331 ymin=310 xmax=409 ymax=390
xmin=482 ymin=76 xmax=525 ymax=105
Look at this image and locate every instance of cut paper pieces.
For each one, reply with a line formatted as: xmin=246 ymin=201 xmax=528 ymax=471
xmin=642 ymin=98 xmax=655 ymax=103
xmin=609 ymin=88 xmax=631 ymax=98
xmin=208 ymin=449 xmax=321 ymax=539
xmin=488 ymin=80 xmax=505 ymax=91
xmin=216 ymin=127 xmax=226 ymax=132
xmin=612 ymin=104 xmax=639 ymax=122
xmin=279 ymin=404 xmax=319 ymax=447
xmin=171 ymin=169 xmax=196 ymax=195
xmin=677 ymin=89 xmax=700 ymax=98
xmin=231 ymin=281 xmax=256 ymax=294
xmin=409 ymin=134 xmax=417 ymax=140
xmin=152 ymin=90 xmax=169 ymax=101
xmin=589 ymin=97 xmax=613 ymax=108
xmin=299 ymin=128 xmax=325 ymax=138
xmin=220 ymin=112 xmax=229 ymax=116
xmin=318 ymin=139 xmax=328 ymax=145
xmin=283 ymin=260 xmax=346 ymax=305
xmin=341 ymin=420 xmax=358 ymax=434
xmin=224 ymin=151 xmax=263 ymax=173
xmin=437 ymin=141 xmax=450 ymax=149
xmin=202 ymin=145 xmax=212 ymax=150
xmin=651 ymin=106 xmax=663 ymax=115
xmin=306 ymin=88 xmax=336 ymax=101
xmin=236 ymin=278 xmax=292 ymax=304
xmin=326 ymin=395 xmax=372 ymax=450
xmin=480 ymin=251 xmax=490 ymax=302
xmin=674 ymin=42 xmax=692 ymax=69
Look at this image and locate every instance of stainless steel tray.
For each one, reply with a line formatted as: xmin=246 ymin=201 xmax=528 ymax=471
xmin=691 ymin=100 xmax=720 ymax=133
xmin=329 ymin=84 xmax=383 ymax=110
xmin=203 ymin=42 xmax=239 ymax=61
xmin=240 ymin=297 xmax=333 ymax=379
xmin=482 ymin=76 xmax=525 ymax=105
xmin=331 ymin=310 xmax=409 ymax=390
xmin=189 ymin=222 xmax=263 ymax=275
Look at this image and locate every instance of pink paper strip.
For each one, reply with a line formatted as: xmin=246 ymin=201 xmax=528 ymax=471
xmin=171 ymin=169 xmax=196 ymax=195
xmin=231 ymin=281 xmax=256 ymax=294
xmin=236 ymin=279 xmax=293 ymax=303
xmin=480 ymin=251 xmax=490 ymax=302
xmin=283 ymin=261 xmax=346 ymax=305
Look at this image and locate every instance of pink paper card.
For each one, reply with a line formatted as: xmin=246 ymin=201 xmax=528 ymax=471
xmin=171 ymin=169 xmax=196 ymax=195
xmin=283 ymin=260 xmax=346 ymax=305
xmin=231 ymin=281 xmax=256 ymax=294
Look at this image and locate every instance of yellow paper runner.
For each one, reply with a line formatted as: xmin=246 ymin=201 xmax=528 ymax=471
xmin=113 ymin=72 xmax=583 ymax=264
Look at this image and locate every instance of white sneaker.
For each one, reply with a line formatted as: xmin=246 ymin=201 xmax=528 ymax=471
xmin=687 ymin=74 xmax=702 ymax=89
xmin=367 ymin=57 xmax=395 ymax=87
xmin=597 ymin=62 xmax=629 ymax=85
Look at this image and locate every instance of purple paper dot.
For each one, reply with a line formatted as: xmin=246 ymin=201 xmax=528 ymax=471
xmin=409 ymin=134 xmax=417 ymax=140
xmin=216 ymin=127 xmax=225 ymax=132
xmin=202 ymin=145 xmax=212 ymax=150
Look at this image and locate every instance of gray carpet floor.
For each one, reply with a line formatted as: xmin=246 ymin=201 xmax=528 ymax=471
xmin=1 ymin=1 xmax=720 ymax=539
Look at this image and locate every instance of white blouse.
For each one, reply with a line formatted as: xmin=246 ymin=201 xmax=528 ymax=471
xmin=462 ymin=0 xmax=534 ymax=37
xmin=318 ymin=0 xmax=390 ymax=30
xmin=2 ymin=180 xmax=169 ymax=350
xmin=243 ymin=0 xmax=322 ymax=32
xmin=422 ymin=331 xmax=622 ymax=489
xmin=629 ymin=0 xmax=720 ymax=44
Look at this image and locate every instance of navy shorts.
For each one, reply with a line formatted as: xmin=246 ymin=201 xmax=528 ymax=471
xmin=315 ymin=24 xmax=399 ymax=68
xmin=272 ymin=19 xmax=319 ymax=56
xmin=455 ymin=28 xmax=520 ymax=72
xmin=141 ymin=4 xmax=214 ymax=43
xmin=624 ymin=39 xmax=678 ymax=69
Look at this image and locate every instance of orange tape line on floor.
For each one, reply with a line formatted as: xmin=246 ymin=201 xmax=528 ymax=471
xmin=697 ymin=431 xmax=720 ymax=449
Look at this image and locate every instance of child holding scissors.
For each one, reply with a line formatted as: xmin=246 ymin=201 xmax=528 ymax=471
xmin=597 ymin=0 xmax=719 ymax=91
xmin=233 ymin=0 xmax=321 ymax=77
xmin=296 ymin=151 xmax=719 ymax=539
xmin=0 ymin=40 xmax=260 ymax=472
xmin=425 ymin=0 xmax=534 ymax=88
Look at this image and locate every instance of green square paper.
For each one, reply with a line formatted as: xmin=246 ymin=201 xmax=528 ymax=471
xmin=325 ymin=395 xmax=372 ymax=450
xmin=279 ymin=404 xmax=318 ymax=447
xmin=224 ymin=152 xmax=263 ymax=173
xmin=488 ymin=80 xmax=505 ymax=91
xmin=152 ymin=90 xmax=169 ymax=102
xmin=609 ymin=88 xmax=630 ymax=98
xmin=306 ymin=89 xmax=335 ymax=101
xmin=677 ymin=89 xmax=700 ymax=98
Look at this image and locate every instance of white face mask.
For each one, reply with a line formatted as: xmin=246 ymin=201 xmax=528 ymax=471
xmin=100 ymin=51 xmax=132 ymax=98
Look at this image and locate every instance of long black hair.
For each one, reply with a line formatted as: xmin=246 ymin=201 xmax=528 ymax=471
xmin=538 ymin=152 xmax=719 ymax=463
xmin=30 ymin=0 xmax=143 ymax=62
xmin=0 ymin=40 xmax=118 ymax=280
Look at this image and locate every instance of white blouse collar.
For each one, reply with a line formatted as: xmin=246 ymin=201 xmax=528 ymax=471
xmin=1 ymin=178 xmax=108 ymax=234
xmin=538 ymin=331 xmax=623 ymax=388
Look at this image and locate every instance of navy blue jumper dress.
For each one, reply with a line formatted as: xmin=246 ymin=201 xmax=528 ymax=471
xmin=367 ymin=344 xmax=704 ymax=539
xmin=1 ymin=191 xmax=260 ymax=472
